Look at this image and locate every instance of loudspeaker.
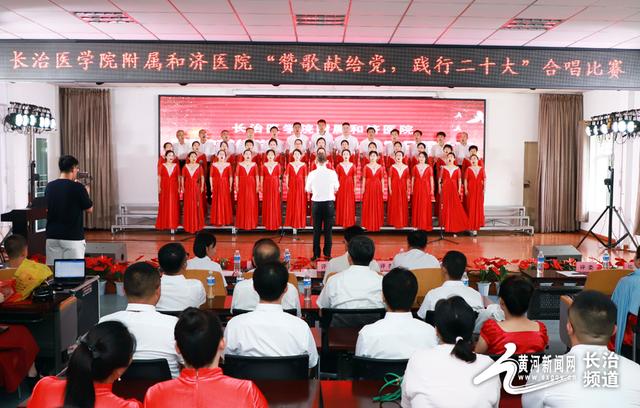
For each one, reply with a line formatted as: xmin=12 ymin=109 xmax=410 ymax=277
xmin=85 ymin=242 xmax=127 ymax=262
xmin=532 ymin=245 xmax=582 ymax=261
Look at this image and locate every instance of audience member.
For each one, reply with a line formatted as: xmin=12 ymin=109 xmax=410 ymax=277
xmin=402 ymin=296 xmax=500 ymax=407
xmin=324 ymin=225 xmax=380 ymax=283
xmin=224 ymin=262 xmax=318 ymax=368
xmin=317 ymin=235 xmax=383 ymax=309
xmin=356 ymin=267 xmax=437 ymax=359
xmin=390 ymin=230 xmax=439 ymax=270
xmin=611 ymin=246 xmax=640 ymax=354
xmin=417 ymin=250 xmax=483 ymax=319
xmin=186 ymin=231 xmax=227 ymax=285
xmin=28 ymin=321 xmax=140 ymax=408
xmin=523 ymin=291 xmax=640 ymax=407
xmin=100 ymin=262 xmax=181 ymax=377
xmin=4 ymin=234 xmax=27 ymax=268
xmin=144 ymin=308 xmax=267 ymax=408
xmin=231 ymin=239 xmax=300 ymax=315
xmin=156 ymin=243 xmax=206 ymax=311
xmin=476 ymin=276 xmax=548 ymax=355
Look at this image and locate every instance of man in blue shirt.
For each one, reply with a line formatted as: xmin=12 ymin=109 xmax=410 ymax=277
xmin=611 ymin=246 xmax=640 ymax=353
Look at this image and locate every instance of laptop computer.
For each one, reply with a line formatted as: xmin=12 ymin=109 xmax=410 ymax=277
xmin=53 ymin=259 xmax=86 ymax=287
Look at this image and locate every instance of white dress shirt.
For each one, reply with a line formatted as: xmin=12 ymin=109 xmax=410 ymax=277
xmin=355 ymin=312 xmax=438 ymax=359
xmin=224 ymin=303 xmax=318 ymax=368
xmin=199 ymin=140 xmax=215 ymax=161
xmin=156 ymin=274 xmax=206 ymax=312
xmin=522 ymin=344 xmax=640 ymax=408
xmin=430 ymin=143 xmax=445 ymax=160
xmin=401 ymin=344 xmax=501 ymax=408
xmin=173 ymin=141 xmax=190 ymax=160
xmin=186 ymin=256 xmax=227 ymax=286
xmin=324 ymin=252 xmax=380 ymax=284
xmin=358 ymin=138 xmax=383 ymax=154
xmin=305 ymin=164 xmax=340 ymax=202
xmin=335 ymin=135 xmax=359 ymax=153
xmin=99 ymin=303 xmax=181 ymax=378
xmin=391 ymin=249 xmax=440 ymax=270
xmin=231 ymin=278 xmax=301 ymax=316
xmin=417 ymin=280 xmax=484 ymax=319
xmin=310 ymin=132 xmax=334 ymax=151
xmin=455 ymin=142 xmax=470 ymax=165
xmin=214 ymin=139 xmax=235 ymax=155
xmin=317 ymin=265 xmax=384 ymax=309
xmin=286 ymin=134 xmax=309 ymax=150
xmin=235 ymin=138 xmax=262 ymax=154
xmin=384 ymin=140 xmax=407 ymax=156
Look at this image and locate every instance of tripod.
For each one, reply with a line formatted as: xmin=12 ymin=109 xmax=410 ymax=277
xmin=578 ymin=165 xmax=638 ymax=250
xmin=428 ymin=226 xmax=459 ymax=245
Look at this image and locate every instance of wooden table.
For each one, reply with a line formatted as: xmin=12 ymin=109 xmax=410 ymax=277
xmin=520 ymin=267 xmax=587 ymax=286
xmin=320 ymin=380 xmax=386 ymax=407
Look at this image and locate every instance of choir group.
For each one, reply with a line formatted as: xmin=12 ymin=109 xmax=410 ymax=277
xmin=155 ymin=120 xmax=486 ymax=234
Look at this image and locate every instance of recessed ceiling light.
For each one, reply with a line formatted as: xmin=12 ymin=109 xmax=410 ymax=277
xmin=501 ymin=18 xmax=564 ymax=31
xmin=295 ymin=14 xmax=345 ymax=26
xmin=74 ymin=11 xmax=136 ymax=24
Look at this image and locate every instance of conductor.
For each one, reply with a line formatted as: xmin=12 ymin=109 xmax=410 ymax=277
xmin=305 ymin=151 xmax=339 ymax=261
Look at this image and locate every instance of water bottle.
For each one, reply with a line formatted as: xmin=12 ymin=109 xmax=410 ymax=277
xmin=284 ymin=248 xmax=291 ymax=270
xmin=461 ymin=271 xmax=469 ymax=287
xmin=206 ymin=273 xmax=215 ymax=299
xmin=234 ymin=250 xmax=243 ymax=282
xmin=536 ymin=251 xmax=545 ymax=273
xmin=303 ymin=271 xmax=312 ymax=300
xmin=602 ymin=252 xmax=610 ymax=269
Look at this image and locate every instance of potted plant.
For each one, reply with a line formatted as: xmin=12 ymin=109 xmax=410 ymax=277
xmin=477 ymin=268 xmax=496 ymax=296
xmin=109 ymin=264 xmax=127 ymax=296
xmin=86 ymin=256 xmax=114 ymax=295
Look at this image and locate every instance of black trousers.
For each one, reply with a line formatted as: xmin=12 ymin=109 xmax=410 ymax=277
xmin=311 ymin=200 xmax=335 ymax=258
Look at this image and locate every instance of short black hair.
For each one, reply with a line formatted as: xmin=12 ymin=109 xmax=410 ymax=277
xmin=569 ymin=290 xmax=617 ymax=345
xmin=158 ymin=243 xmax=187 ymax=275
xmin=268 ymin=138 xmax=278 ymax=145
xmin=244 ymin=139 xmax=254 ymax=146
xmin=163 ymin=142 xmax=173 ymax=149
xmin=443 ymin=144 xmax=453 ymax=151
xmin=293 ymin=121 xmax=302 ymax=127
xmin=383 ymin=267 xmax=418 ymax=311
xmin=407 ymin=230 xmax=428 ymax=248
xmin=498 ymin=276 xmax=534 ymax=316
xmin=317 ymin=119 xmax=326 ymax=124
xmin=436 ymin=131 xmax=446 ymax=138
xmin=192 ymin=141 xmax=200 ymax=147
xmin=348 ymin=235 xmax=375 ymax=266
xmin=123 ymin=262 xmax=160 ymax=299
xmin=343 ymin=225 xmax=365 ymax=243
xmin=366 ymin=127 xmax=375 ymax=133
xmin=342 ymin=122 xmax=350 ymax=127
xmin=469 ymin=145 xmax=479 ymax=152
xmin=442 ymin=251 xmax=467 ymax=280
xmin=253 ymin=261 xmax=288 ymax=301
xmin=175 ymin=308 xmax=223 ymax=369
xmin=417 ymin=142 xmax=426 ymax=148
xmin=434 ymin=296 xmax=476 ymax=362
xmin=316 ymin=137 xmax=326 ymax=145
xmin=393 ymin=141 xmax=402 ymax=147
xmin=391 ymin=128 xmax=399 ymax=134
xmin=5 ymin=234 xmax=26 ymax=259
xmin=193 ymin=232 xmax=216 ymax=259
xmin=413 ymin=130 xmax=423 ymax=136
xmin=270 ymin=126 xmax=278 ymax=131
xmin=252 ymin=238 xmax=280 ymax=268
xmin=59 ymin=155 xmax=79 ymax=172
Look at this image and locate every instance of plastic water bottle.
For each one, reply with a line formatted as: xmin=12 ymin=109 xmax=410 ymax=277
xmin=536 ymin=251 xmax=545 ymax=273
xmin=206 ymin=273 xmax=215 ymax=299
xmin=303 ymin=271 xmax=312 ymax=300
xmin=234 ymin=250 xmax=243 ymax=282
xmin=602 ymin=252 xmax=610 ymax=269
xmin=284 ymin=249 xmax=291 ymax=270
xmin=461 ymin=271 xmax=469 ymax=287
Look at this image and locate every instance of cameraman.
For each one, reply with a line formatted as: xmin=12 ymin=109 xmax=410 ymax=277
xmin=44 ymin=155 xmax=93 ymax=264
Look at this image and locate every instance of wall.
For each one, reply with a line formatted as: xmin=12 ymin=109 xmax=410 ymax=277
xmin=111 ymin=85 xmax=539 ymax=207
xmin=0 ymin=82 xmax=59 ymax=214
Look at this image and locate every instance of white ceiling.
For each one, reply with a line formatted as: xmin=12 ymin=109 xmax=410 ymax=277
xmin=0 ymin=0 xmax=637 ymax=48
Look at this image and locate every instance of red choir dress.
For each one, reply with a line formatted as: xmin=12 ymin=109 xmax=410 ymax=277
xmin=462 ymin=157 xmax=484 ymax=179
xmin=387 ymin=165 xmax=409 ymax=228
xmin=336 ymin=162 xmax=356 ymax=227
xmin=480 ymin=320 xmax=548 ymax=355
xmin=411 ymin=165 xmax=434 ymax=231
xmin=157 ymin=155 xmax=166 ymax=175
xmin=439 ymin=166 xmax=469 ymax=233
xmin=236 ymin=164 xmax=258 ymax=230
xmin=143 ymin=367 xmax=267 ymax=408
xmin=210 ymin=164 xmax=233 ymax=226
xmin=261 ymin=163 xmax=282 ymax=230
xmin=361 ymin=165 xmax=385 ymax=232
xmin=156 ymin=163 xmax=180 ymax=231
xmin=181 ymin=165 xmax=204 ymax=234
xmin=465 ymin=166 xmax=486 ymax=231
xmin=28 ymin=376 xmax=141 ymax=408
xmin=285 ymin=163 xmax=308 ymax=228
xmin=196 ymin=153 xmax=208 ymax=205
xmin=0 ymin=325 xmax=39 ymax=393
xmin=433 ymin=157 xmax=447 ymax=217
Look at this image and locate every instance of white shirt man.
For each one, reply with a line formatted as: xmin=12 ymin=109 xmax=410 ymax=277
xmin=324 ymin=252 xmax=380 ymax=284
xmin=417 ymin=280 xmax=483 ymax=319
xmin=317 ymin=264 xmax=384 ymax=309
xmin=224 ymin=303 xmax=318 ymax=368
xmin=155 ymin=274 xmax=206 ymax=312
xmin=173 ymin=140 xmax=190 ymax=161
xmin=305 ymin=164 xmax=339 ymax=202
xmin=100 ymin=304 xmax=181 ymax=378
xmin=356 ymin=312 xmax=437 ymax=359
xmin=454 ymin=133 xmax=470 ymax=165
xmin=231 ymin=278 xmax=301 ymax=315
xmin=391 ymin=249 xmax=439 ymax=270
xmin=430 ymin=143 xmax=445 ymax=160
xmin=335 ymin=134 xmax=359 ymax=154
xmin=236 ymin=138 xmax=261 ymax=154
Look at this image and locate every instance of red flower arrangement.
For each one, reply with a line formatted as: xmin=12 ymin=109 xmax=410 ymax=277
xmin=473 ymin=257 xmax=510 ymax=282
xmin=85 ymin=256 xmax=130 ymax=282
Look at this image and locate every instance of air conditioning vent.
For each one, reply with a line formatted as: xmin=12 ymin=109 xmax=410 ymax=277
xmin=501 ymin=18 xmax=563 ymax=30
xmin=74 ymin=11 xmax=136 ymax=24
xmin=295 ymin=14 xmax=345 ymax=26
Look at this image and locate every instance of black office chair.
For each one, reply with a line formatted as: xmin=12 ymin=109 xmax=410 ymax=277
xmin=121 ymin=359 xmax=172 ymax=381
xmin=319 ymin=308 xmax=386 ymax=351
xmin=158 ymin=310 xmax=183 ymax=317
xmin=223 ymin=354 xmax=309 ymax=380
xmin=352 ymin=356 xmax=409 ymax=380
xmin=232 ymin=308 xmax=298 ymax=317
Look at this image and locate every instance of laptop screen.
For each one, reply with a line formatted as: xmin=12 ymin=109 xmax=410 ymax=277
xmin=54 ymin=259 xmax=86 ymax=279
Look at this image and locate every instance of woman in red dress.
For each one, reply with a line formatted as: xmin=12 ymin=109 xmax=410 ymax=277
xmin=360 ymin=141 xmax=379 ymax=171
xmin=260 ymin=149 xmax=282 ymax=231
xmin=462 ymin=145 xmax=484 ymax=179
xmin=464 ymin=154 xmax=486 ymax=233
xmin=310 ymin=147 xmax=334 ymax=171
xmin=285 ymin=149 xmax=308 ymax=229
xmin=210 ymin=150 xmax=233 ymax=226
xmin=191 ymin=141 xmax=208 ymax=207
xmin=361 ymin=151 xmax=385 ymax=232
xmin=439 ymin=152 xmax=469 ymax=233
xmin=411 ymin=152 xmax=435 ymax=231
xmin=181 ymin=152 xmax=205 ymax=234
xmin=335 ymin=149 xmax=356 ymax=227
xmin=387 ymin=151 xmax=410 ymax=228
xmin=156 ymin=151 xmax=180 ymax=232
xmin=158 ymin=142 xmax=173 ymax=174
xmin=235 ymin=150 xmax=259 ymax=230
